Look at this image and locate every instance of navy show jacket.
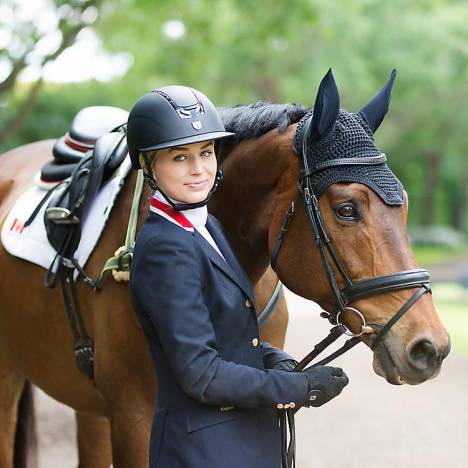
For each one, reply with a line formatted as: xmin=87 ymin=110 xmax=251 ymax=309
xmin=130 ymin=211 xmax=310 ymax=468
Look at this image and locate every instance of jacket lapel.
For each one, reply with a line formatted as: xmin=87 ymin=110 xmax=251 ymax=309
xmin=195 ymin=218 xmax=255 ymax=301
xmin=149 ymin=210 xmax=255 ymax=301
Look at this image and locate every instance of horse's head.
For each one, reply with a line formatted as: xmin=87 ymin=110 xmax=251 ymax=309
xmin=270 ymin=69 xmax=450 ymax=385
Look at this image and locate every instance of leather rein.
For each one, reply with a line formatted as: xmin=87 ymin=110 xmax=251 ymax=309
xmin=271 ymin=115 xmax=431 ymax=468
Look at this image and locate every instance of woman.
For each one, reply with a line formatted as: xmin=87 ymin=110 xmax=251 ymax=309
xmin=127 ymin=85 xmax=349 ymax=468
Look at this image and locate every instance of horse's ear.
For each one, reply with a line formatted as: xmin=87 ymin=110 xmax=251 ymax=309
xmin=309 ymin=68 xmax=340 ymax=143
xmin=358 ymin=69 xmax=397 ymax=133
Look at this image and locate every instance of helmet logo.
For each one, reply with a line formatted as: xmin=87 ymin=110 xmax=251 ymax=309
xmin=192 ymin=120 xmax=202 ymax=130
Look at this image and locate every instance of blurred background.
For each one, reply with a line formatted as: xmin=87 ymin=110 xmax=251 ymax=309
xmin=1 ymin=0 xmax=467 ymax=466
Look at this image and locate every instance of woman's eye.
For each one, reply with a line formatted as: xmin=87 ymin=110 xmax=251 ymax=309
xmin=200 ymin=150 xmax=213 ymax=157
xmin=335 ymin=203 xmax=359 ymax=220
xmin=174 ymin=154 xmax=187 ymax=161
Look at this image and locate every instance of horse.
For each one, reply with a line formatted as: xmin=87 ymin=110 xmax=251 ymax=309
xmin=0 ymin=70 xmax=450 ymax=467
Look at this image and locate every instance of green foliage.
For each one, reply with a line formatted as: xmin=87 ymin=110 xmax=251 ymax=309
xmin=3 ymin=0 xmax=468 ymax=233
xmin=1 ymin=79 xmax=130 ymax=152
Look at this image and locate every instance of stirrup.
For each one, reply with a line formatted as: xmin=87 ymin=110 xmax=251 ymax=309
xmin=45 ymin=207 xmax=79 ymax=224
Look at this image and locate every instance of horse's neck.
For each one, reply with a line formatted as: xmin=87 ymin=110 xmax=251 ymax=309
xmin=212 ymin=131 xmax=296 ymax=285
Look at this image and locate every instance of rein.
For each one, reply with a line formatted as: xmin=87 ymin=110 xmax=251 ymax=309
xmin=271 ymin=113 xmax=431 ymax=468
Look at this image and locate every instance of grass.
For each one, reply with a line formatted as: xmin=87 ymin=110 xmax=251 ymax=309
xmin=412 ymin=244 xmax=468 ymax=266
xmin=432 ymin=283 xmax=468 ymax=356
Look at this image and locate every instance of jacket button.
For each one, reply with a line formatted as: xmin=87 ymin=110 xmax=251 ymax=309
xmin=245 ymin=299 xmax=253 ymax=308
xmin=252 ymin=338 xmax=259 ymax=347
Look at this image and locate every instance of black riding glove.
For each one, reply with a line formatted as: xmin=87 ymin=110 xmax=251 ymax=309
xmin=272 ymin=359 xmax=299 ymax=372
xmin=302 ymin=365 xmax=349 ymax=407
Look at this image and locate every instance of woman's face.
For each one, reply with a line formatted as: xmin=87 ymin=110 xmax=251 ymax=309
xmin=148 ymin=140 xmax=217 ymax=204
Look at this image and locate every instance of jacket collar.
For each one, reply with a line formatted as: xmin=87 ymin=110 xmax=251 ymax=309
xmin=150 ymin=191 xmax=209 ymax=231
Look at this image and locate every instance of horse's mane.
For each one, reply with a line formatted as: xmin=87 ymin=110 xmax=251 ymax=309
xmin=218 ymin=102 xmax=310 ymax=144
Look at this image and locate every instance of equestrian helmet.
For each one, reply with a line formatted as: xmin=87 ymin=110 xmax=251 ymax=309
xmin=127 ymin=85 xmax=234 ymax=169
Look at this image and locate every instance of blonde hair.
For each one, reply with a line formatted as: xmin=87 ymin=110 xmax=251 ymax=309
xmin=139 ymin=151 xmax=157 ymax=176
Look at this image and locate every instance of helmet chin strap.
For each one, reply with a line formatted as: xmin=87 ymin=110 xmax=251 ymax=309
xmin=142 ymin=153 xmax=223 ymax=211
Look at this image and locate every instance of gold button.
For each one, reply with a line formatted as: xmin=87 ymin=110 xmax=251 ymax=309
xmin=245 ymin=299 xmax=253 ymax=308
xmin=289 ymin=402 xmax=296 ymax=409
xmin=284 ymin=403 xmax=290 ymax=409
xmin=277 ymin=403 xmax=284 ymax=409
xmin=252 ymin=338 xmax=259 ymax=347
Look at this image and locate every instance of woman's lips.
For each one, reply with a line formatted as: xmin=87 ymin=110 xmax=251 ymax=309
xmin=185 ymin=180 xmax=208 ymax=189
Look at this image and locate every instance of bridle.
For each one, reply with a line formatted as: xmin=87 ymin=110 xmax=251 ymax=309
xmin=271 ymin=113 xmax=432 ymax=468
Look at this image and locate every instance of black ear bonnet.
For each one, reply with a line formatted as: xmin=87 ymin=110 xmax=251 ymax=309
xmin=294 ymin=69 xmax=404 ymax=206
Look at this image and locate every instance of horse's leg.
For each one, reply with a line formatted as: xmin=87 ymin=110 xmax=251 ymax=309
xmin=75 ymin=411 xmax=112 ymax=468
xmin=0 ymin=354 xmax=36 ymax=468
xmin=92 ymin=287 xmax=157 ymax=468
xmin=255 ymin=266 xmax=289 ymax=348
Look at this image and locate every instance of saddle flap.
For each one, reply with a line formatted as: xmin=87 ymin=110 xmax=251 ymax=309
xmin=92 ymin=131 xmax=127 ymax=170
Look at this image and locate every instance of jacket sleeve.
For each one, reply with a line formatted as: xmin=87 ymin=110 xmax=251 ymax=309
xmin=260 ymin=342 xmax=296 ymax=369
xmin=131 ymin=235 xmax=309 ymax=409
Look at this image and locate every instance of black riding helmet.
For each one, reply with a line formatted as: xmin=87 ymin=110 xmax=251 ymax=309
xmin=127 ymin=85 xmax=234 ymax=210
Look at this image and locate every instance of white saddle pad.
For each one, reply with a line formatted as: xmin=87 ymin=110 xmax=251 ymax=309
xmin=1 ymin=157 xmax=132 ymax=280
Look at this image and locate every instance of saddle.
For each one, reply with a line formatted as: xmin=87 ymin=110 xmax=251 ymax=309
xmin=44 ymin=130 xmax=128 ymax=266
xmin=29 ymin=106 xmax=128 ymax=256
xmin=29 ymin=106 xmax=128 ymax=259
xmin=40 ymin=105 xmax=129 ymax=184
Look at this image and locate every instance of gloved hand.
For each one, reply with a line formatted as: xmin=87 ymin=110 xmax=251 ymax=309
xmin=272 ymin=359 xmax=299 ymax=372
xmin=302 ymin=365 xmax=349 ymax=407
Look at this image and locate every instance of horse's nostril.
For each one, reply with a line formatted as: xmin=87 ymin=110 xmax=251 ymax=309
xmin=406 ymin=338 xmax=438 ymax=370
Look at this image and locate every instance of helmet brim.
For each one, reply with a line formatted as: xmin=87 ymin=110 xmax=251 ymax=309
xmin=140 ymin=131 xmax=235 ymax=152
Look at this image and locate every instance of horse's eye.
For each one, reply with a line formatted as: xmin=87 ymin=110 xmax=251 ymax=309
xmin=336 ymin=203 xmax=359 ymax=220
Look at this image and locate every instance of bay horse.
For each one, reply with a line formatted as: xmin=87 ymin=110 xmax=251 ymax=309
xmin=0 ymin=71 xmax=450 ymax=467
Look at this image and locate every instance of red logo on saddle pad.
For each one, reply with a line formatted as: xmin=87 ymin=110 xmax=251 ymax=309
xmin=9 ymin=218 xmax=25 ymax=234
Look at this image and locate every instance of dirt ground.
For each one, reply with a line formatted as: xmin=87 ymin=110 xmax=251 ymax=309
xmin=36 ymin=288 xmax=468 ymax=468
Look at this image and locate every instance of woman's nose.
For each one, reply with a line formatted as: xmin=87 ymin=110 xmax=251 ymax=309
xmin=190 ymin=157 xmax=204 ymax=174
